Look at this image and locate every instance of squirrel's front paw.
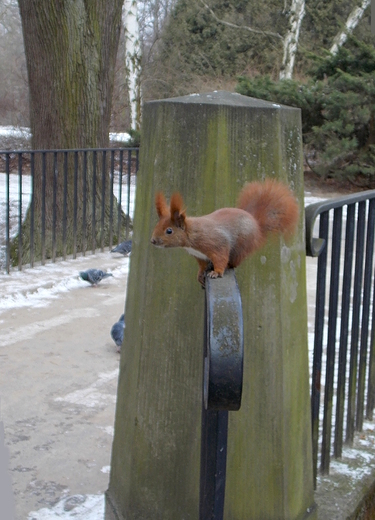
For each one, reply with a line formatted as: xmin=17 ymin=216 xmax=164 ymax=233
xmin=207 ymin=270 xmax=223 ymax=279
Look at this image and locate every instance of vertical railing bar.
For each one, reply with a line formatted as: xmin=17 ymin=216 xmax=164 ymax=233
xmin=334 ymin=204 xmax=355 ymax=458
xmin=199 ymin=409 xmax=228 ymax=520
xmin=346 ymin=201 xmax=367 ymax=444
xmin=29 ymin=153 xmax=35 ymax=268
xmin=17 ymin=153 xmax=23 ymax=270
xmin=62 ymin=151 xmax=68 ymax=260
xmin=100 ymin=150 xmax=106 ymax=251
xmin=41 ymin=152 xmax=46 ymax=265
xmin=109 ymin=149 xmax=115 ymax=249
xmin=366 ymin=267 xmax=375 ymax=420
xmin=117 ymin=149 xmax=123 ymax=243
xmin=73 ymin=151 xmax=78 ymax=259
xmin=321 ymin=206 xmax=342 ymax=474
xmin=126 ymin=149 xmax=131 ymax=239
xmin=200 ymin=294 xmax=210 ymax=518
xmin=92 ymin=150 xmax=97 ymax=254
xmin=356 ymin=199 xmax=375 ymax=431
xmin=5 ymin=153 xmax=10 ymax=273
xmin=367 ymin=196 xmax=375 ymax=420
xmin=52 ymin=152 xmax=58 ymax=262
xmin=311 ymin=211 xmax=329 ymax=486
xmin=82 ymin=150 xmax=87 ymax=256
xmin=199 ymin=292 xmax=229 ymax=520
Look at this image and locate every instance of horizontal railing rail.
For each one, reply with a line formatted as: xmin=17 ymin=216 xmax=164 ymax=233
xmin=306 ymin=190 xmax=375 ymax=486
xmin=0 ymin=147 xmax=139 ymax=273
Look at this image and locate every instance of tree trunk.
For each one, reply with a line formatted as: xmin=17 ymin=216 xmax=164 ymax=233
xmin=123 ymin=0 xmax=142 ymax=130
xmin=330 ymin=0 xmax=370 ymax=55
xmin=279 ymin=0 xmax=305 ymax=80
xmin=16 ymin=0 xmax=124 ymax=264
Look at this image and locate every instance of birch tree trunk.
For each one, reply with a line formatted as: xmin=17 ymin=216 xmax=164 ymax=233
xmin=279 ymin=0 xmax=306 ymax=80
xmin=330 ymin=0 xmax=370 ymax=55
xmin=123 ymin=0 xmax=142 ymax=130
xmin=16 ymin=0 xmax=124 ymax=264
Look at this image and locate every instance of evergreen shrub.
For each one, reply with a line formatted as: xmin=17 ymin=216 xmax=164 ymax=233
xmin=236 ymin=37 xmax=375 ymax=181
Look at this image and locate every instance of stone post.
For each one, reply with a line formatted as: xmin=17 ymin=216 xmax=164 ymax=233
xmin=105 ymin=91 xmax=316 ymax=519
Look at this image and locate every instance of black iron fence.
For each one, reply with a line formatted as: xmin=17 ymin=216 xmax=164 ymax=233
xmin=306 ymin=190 xmax=375 ymax=486
xmin=0 ymin=147 xmax=139 ymax=273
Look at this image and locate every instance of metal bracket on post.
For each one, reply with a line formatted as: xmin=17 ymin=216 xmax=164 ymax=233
xmin=199 ymin=269 xmax=244 ymax=520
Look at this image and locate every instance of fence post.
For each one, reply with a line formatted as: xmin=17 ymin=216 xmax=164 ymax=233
xmin=105 ymin=91 xmax=316 ymax=519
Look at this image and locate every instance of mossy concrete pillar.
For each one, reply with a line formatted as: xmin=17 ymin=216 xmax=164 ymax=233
xmin=106 ymin=91 xmax=316 ymax=520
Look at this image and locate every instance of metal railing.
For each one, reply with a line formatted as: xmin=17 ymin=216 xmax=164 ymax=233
xmin=0 ymin=147 xmax=139 ymax=273
xmin=200 ymin=269 xmax=243 ymax=519
xmin=306 ymin=190 xmax=375 ymax=485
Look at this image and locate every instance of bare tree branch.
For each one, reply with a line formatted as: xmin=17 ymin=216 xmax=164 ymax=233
xmin=199 ymin=0 xmax=283 ymax=40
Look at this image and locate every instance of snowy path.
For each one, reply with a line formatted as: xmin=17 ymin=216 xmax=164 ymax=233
xmin=0 ymin=252 xmax=130 ymax=519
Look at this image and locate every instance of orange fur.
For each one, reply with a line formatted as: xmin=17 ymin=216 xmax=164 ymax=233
xmin=155 ymin=192 xmax=169 ymax=218
xmin=150 ymin=180 xmax=299 ymax=285
xmin=237 ymin=179 xmax=299 ymax=238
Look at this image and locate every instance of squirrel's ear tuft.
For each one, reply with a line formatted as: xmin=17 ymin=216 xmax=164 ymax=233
xmin=170 ymin=193 xmax=186 ymax=228
xmin=155 ymin=192 xmax=169 ymax=218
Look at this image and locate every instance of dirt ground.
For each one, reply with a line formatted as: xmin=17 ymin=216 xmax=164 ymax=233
xmin=303 ymin=170 xmax=373 ymax=197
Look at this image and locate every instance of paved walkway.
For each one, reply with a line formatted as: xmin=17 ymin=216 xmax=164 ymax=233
xmin=0 ymin=252 xmax=128 ymax=519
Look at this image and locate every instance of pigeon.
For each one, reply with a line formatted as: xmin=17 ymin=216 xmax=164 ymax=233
xmin=111 ymin=313 xmax=125 ymax=351
xmin=111 ymin=240 xmax=132 ymax=256
xmin=79 ymin=269 xmax=113 ymax=286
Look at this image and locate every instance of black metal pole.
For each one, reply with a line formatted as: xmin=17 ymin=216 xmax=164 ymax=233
xmin=199 ymin=270 xmax=243 ymax=520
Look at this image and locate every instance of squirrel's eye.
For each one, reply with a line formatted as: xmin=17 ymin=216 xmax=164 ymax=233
xmin=166 ymin=228 xmax=173 ymax=235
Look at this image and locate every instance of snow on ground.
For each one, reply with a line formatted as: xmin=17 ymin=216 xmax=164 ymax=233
xmin=0 ymin=126 xmax=31 ymax=140
xmin=0 ymin=172 xmax=136 ymax=271
xmin=27 ymin=494 xmax=104 ymax=520
xmin=0 ymin=126 xmax=130 ymax=145
xmin=0 ymin=173 xmax=32 ymax=269
xmin=109 ymin=132 xmax=131 ymax=143
xmin=0 ymin=252 xmax=130 ymax=323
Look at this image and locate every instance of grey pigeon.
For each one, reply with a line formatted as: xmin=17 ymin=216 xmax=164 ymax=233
xmin=111 ymin=240 xmax=132 ymax=256
xmin=111 ymin=313 xmax=125 ymax=351
xmin=79 ymin=269 xmax=113 ymax=286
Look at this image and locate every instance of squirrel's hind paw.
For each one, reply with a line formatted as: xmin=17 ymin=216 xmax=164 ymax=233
xmin=198 ymin=272 xmax=206 ymax=286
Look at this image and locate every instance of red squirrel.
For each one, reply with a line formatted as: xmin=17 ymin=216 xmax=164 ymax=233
xmin=150 ymin=179 xmax=299 ymax=285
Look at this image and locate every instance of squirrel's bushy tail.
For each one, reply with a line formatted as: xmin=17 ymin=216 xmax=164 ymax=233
xmin=237 ymin=179 xmax=299 ymax=238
